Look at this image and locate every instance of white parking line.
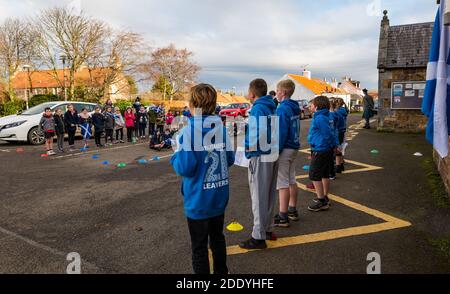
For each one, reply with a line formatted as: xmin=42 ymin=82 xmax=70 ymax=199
xmin=0 ymin=225 xmax=101 ymax=271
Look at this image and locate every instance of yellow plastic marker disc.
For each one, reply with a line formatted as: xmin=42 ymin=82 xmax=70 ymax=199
xmin=227 ymin=222 xmax=244 ymax=232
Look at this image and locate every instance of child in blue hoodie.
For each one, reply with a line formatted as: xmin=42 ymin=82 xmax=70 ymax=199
xmin=328 ymin=98 xmax=342 ymax=180
xmin=170 ymin=84 xmax=235 ymax=275
xmin=239 ymin=79 xmax=279 ymax=250
xmin=335 ymin=98 xmax=349 ymax=173
xmin=273 ymin=80 xmax=301 ymax=228
xmin=307 ymin=96 xmax=337 ymax=212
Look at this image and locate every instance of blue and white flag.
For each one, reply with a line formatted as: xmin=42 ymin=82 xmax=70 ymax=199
xmin=422 ymin=1 xmax=450 ymax=158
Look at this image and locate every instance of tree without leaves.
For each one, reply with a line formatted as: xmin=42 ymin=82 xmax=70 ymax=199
xmin=84 ymin=28 xmax=146 ymax=101
xmin=144 ymin=44 xmax=200 ymax=101
xmin=34 ymin=7 xmax=106 ymax=100
xmin=0 ymin=18 xmax=38 ymax=101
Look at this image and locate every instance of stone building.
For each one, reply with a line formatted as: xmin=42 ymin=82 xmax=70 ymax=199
xmin=377 ymin=10 xmax=433 ymax=133
xmin=378 ymin=9 xmax=450 ymax=196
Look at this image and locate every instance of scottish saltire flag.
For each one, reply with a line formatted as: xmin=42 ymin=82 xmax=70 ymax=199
xmin=422 ymin=1 xmax=450 ymax=158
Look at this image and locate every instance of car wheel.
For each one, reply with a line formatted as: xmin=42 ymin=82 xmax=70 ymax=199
xmin=28 ymin=127 xmax=45 ymax=145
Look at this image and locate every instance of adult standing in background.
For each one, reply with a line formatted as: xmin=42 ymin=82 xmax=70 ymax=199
xmin=64 ymin=104 xmax=79 ymax=152
xmin=133 ymin=97 xmax=142 ymax=113
xmin=104 ymin=98 xmax=114 ymax=112
xmin=362 ymin=89 xmax=375 ymax=129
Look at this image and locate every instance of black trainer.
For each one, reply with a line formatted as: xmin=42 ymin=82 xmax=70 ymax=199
xmin=313 ymin=196 xmax=330 ymax=206
xmin=274 ymin=214 xmax=290 ymax=228
xmin=308 ymin=199 xmax=330 ymax=212
xmin=239 ymin=238 xmax=267 ymax=250
xmin=288 ymin=210 xmax=300 ymax=221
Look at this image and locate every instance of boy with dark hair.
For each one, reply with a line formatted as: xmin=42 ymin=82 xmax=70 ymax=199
xmin=171 ymin=83 xmax=235 ymax=275
xmin=39 ymin=107 xmax=56 ymax=156
xmin=273 ymin=80 xmax=301 ymax=228
xmin=92 ymin=106 xmax=105 ymax=148
xmin=307 ymin=96 xmax=337 ymax=212
xmin=239 ymin=78 xmax=279 ymax=250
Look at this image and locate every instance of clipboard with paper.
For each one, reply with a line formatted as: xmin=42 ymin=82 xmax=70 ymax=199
xmin=234 ymin=147 xmax=249 ymax=168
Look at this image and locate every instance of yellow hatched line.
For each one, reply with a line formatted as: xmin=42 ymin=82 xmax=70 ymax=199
xmin=225 ymin=182 xmax=411 ymax=256
xmin=218 ymin=121 xmax=411 ymax=258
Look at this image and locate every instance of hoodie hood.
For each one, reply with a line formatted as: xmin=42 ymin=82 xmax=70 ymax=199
xmin=314 ymin=108 xmax=330 ymax=118
xmin=281 ymin=99 xmax=301 ymax=115
xmin=253 ymin=95 xmax=277 ymax=113
xmin=188 ymin=115 xmax=225 ymax=146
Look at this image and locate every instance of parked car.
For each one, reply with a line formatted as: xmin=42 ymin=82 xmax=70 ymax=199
xmin=298 ymin=99 xmax=313 ymax=120
xmin=219 ymin=103 xmax=251 ymax=118
xmin=0 ymin=101 xmax=100 ymax=145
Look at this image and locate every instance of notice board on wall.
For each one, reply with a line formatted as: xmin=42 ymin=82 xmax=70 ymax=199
xmin=391 ymin=81 xmax=426 ymax=110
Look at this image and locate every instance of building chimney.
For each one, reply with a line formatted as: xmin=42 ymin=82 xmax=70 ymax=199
xmin=302 ymin=69 xmax=311 ymax=80
xmin=377 ymin=10 xmax=390 ymax=70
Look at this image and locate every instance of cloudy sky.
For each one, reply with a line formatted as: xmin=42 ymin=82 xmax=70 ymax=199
xmin=0 ymin=0 xmax=437 ymax=93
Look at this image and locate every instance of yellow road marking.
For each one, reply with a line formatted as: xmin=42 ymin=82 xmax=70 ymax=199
xmin=225 ymin=182 xmax=411 ymax=256
xmin=218 ymin=120 xmax=410 ymax=259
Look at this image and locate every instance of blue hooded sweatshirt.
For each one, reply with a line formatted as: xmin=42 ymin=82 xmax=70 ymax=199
xmin=277 ymin=99 xmax=301 ymax=152
xmin=170 ymin=115 xmax=235 ymax=220
xmin=329 ymin=111 xmax=340 ymax=147
xmin=307 ymin=109 xmax=337 ymax=152
xmin=337 ymin=107 xmax=348 ymax=133
xmin=245 ymin=95 xmax=277 ymax=159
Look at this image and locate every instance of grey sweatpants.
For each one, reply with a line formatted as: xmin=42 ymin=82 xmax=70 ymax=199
xmin=56 ymin=134 xmax=64 ymax=151
xmin=248 ymin=156 xmax=279 ymax=240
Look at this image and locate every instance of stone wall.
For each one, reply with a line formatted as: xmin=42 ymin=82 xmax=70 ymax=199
xmin=434 ymin=139 xmax=450 ymax=197
xmin=378 ymin=67 xmax=428 ymax=133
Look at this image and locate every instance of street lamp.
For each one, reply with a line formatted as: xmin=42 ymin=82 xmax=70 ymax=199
xmin=22 ymin=64 xmax=31 ymax=110
xmin=60 ymin=55 xmax=67 ymax=101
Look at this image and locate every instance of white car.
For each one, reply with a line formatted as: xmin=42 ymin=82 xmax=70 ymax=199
xmin=0 ymin=101 xmax=100 ymax=145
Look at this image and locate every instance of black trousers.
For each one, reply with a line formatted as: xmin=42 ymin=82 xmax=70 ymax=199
xmin=139 ymin=124 xmax=147 ymax=137
xmin=149 ymin=123 xmax=156 ymax=136
xmin=116 ymin=128 xmax=124 ymax=141
xmin=95 ymin=130 xmax=103 ymax=146
xmin=67 ymin=128 xmax=76 ymax=146
xmin=127 ymin=127 xmax=134 ymax=142
xmin=105 ymin=129 xmax=114 ymax=144
xmin=187 ymin=214 xmax=228 ymax=275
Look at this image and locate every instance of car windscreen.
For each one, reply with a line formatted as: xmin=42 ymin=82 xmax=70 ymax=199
xmin=20 ymin=103 xmax=59 ymax=115
xmin=225 ymin=104 xmax=240 ymax=109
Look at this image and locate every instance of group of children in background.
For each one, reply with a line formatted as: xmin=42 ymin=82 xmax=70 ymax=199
xmin=170 ymin=79 xmax=349 ymax=274
xmin=38 ymin=100 xmax=183 ymax=156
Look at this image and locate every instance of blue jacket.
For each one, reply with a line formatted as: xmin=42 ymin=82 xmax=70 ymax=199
xmin=245 ymin=95 xmax=277 ymax=159
xmin=277 ymin=99 xmax=301 ymax=151
xmin=308 ymin=109 xmax=337 ymax=152
xmin=337 ymin=107 xmax=348 ymax=133
xmin=170 ymin=116 xmax=235 ymax=220
xmin=329 ymin=112 xmax=340 ymax=147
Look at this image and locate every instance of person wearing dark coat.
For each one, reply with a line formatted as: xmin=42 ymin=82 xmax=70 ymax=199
xmin=92 ymin=107 xmax=106 ymax=147
xmin=54 ymin=108 xmax=66 ymax=152
xmin=64 ymin=104 xmax=79 ymax=151
xmin=362 ymin=89 xmax=375 ymax=129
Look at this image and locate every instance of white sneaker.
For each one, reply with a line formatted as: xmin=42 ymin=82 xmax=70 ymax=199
xmin=48 ymin=150 xmax=56 ymax=156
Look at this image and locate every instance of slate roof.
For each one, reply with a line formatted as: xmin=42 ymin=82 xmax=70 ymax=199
xmin=385 ymin=22 xmax=433 ymax=69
